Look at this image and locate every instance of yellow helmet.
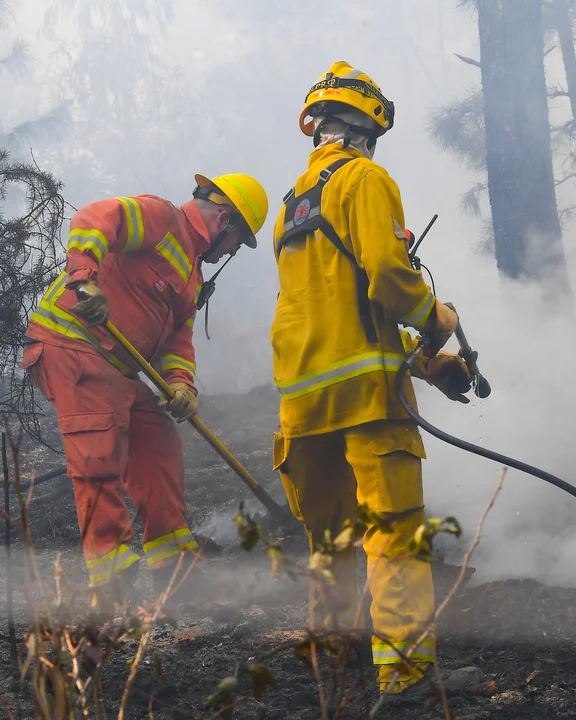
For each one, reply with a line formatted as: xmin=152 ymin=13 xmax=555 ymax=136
xmin=299 ymin=60 xmax=395 ymax=139
xmin=194 ymin=173 xmax=269 ymax=248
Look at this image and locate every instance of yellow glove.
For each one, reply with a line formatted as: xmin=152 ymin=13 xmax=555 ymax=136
xmin=158 ymin=383 xmax=198 ymax=422
xmin=427 ymin=351 xmax=471 ymax=403
xmin=71 ymin=280 xmax=110 ymax=327
xmin=423 ymin=299 xmax=459 ymax=354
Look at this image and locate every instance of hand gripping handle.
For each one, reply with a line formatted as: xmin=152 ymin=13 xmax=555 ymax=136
xmin=444 ymin=302 xmax=491 ymax=399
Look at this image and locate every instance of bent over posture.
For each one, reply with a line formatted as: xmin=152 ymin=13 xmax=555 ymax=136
xmin=271 ymin=61 xmax=470 ymax=696
xmin=22 ymin=173 xmax=268 ymax=601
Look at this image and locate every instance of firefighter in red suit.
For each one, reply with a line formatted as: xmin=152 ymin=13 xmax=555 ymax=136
xmin=21 ymin=173 xmax=269 ymax=603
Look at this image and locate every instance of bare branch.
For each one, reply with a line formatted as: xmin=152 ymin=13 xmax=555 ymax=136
xmin=548 ymin=87 xmax=570 ymax=98
xmin=454 ymin=53 xmax=481 ymax=68
xmin=434 ymin=469 xmax=506 ymax=621
xmin=0 ymin=149 xmax=65 ymax=441
xmin=555 ymin=170 xmax=576 ymax=186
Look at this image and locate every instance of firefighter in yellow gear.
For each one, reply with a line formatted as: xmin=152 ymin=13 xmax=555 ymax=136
xmin=271 ymin=61 xmax=471 ymax=695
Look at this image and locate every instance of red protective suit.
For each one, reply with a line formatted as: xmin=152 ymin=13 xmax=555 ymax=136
xmin=21 ymin=195 xmax=208 ymax=585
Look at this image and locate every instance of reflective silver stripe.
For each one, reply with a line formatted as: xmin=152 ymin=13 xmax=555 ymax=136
xmin=143 ymin=530 xmax=198 ymax=566
xmin=277 ymin=353 xmax=403 ymax=399
xmin=118 ymin=197 xmax=144 ymax=251
xmin=68 ymin=230 xmax=108 ymax=263
xmin=156 ymin=233 xmax=192 ymax=282
xmin=45 ymin=273 xmax=67 ymax=303
xmin=283 ymin=205 xmax=321 ymax=234
xmin=372 ymin=642 xmax=435 ymax=663
xmin=86 ymin=546 xmax=140 ymax=585
xmin=33 ymin=305 xmax=92 ymax=342
xmin=32 ymin=305 xmax=131 ymax=375
xmin=68 ymin=231 xmax=107 ymax=257
xmin=343 ymin=68 xmax=362 ymax=79
xmin=87 ymin=546 xmax=136 ymax=574
xmin=401 ymin=292 xmax=435 ymax=330
xmin=159 ymin=354 xmax=196 ymax=375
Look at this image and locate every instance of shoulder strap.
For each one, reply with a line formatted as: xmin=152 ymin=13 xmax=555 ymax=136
xmin=277 ymin=157 xmax=378 ymax=344
xmin=276 ymin=158 xmax=355 ymax=256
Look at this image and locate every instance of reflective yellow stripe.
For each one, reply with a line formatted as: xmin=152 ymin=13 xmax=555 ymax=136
xmin=184 ymin=315 xmax=195 ymax=329
xmin=86 ymin=544 xmax=140 ymax=586
xmin=372 ymin=640 xmax=435 ymax=665
xmin=155 ymin=232 xmax=192 ymax=283
xmin=143 ymin=528 xmax=198 ymax=567
xmin=117 ymin=197 xmax=145 ymax=251
xmin=195 ymin=283 xmax=203 ymax=302
xmin=159 ymin=354 xmax=196 ymax=377
xmin=31 ymin=274 xmax=131 ymax=375
xmin=276 ymin=351 xmax=405 ymax=401
xmin=67 ymin=228 xmax=109 ymax=264
xmin=400 ymin=291 xmax=435 ymax=331
xmin=44 ymin=272 xmax=68 ymax=303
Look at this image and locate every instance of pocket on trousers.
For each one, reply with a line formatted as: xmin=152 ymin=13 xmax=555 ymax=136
xmin=20 ymin=343 xmax=54 ymax=401
xmin=272 ymin=431 xmax=304 ymax=523
xmin=272 ymin=431 xmax=289 ymax=472
xmin=58 ymin=412 xmax=125 ymax=479
xmin=370 ymin=423 xmax=427 ymax=461
xmin=365 ymin=423 xmax=427 ymax=517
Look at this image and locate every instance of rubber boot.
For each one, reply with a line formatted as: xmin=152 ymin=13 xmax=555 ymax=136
xmin=378 ymin=661 xmax=432 ymax=697
xmin=379 ymin=663 xmax=483 ymax=702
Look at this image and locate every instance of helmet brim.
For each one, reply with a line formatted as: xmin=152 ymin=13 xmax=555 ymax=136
xmin=195 ymin=174 xmax=258 ymax=249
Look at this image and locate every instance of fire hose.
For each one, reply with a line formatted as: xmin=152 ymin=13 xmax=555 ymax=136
xmin=397 ymin=217 xmax=576 ymax=499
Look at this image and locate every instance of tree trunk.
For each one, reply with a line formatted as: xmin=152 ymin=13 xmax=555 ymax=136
xmin=477 ymin=0 xmax=572 ymax=304
xmin=553 ymin=0 xmax=576 ymax=120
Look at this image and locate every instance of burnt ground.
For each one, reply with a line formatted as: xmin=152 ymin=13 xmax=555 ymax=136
xmin=1 ymin=384 xmax=576 ymax=718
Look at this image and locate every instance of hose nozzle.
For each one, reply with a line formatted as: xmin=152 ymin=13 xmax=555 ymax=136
xmin=444 ymin=302 xmax=491 ymax=399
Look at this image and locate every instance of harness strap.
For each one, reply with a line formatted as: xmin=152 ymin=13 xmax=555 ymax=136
xmin=277 ymin=158 xmax=378 ymax=344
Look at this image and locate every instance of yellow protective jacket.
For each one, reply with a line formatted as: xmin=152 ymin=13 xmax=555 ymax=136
xmin=271 ymin=144 xmax=436 ymax=438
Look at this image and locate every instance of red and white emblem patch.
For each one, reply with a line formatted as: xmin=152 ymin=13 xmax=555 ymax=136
xmin=155 ymin=278 xmax=167 ymax=292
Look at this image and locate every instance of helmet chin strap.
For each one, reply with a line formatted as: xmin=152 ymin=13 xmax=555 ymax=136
xmin=200 ymin=213 xmax=240 ymax=262
xmin=312 ymin=115 xmax=379 ymax=154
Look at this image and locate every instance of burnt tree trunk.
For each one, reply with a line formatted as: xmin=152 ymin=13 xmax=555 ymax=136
xmin=477 ymin=0 xmax=572 ymax=303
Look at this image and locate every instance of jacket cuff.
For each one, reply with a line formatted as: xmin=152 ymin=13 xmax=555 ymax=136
xmin=163 ymin=371 xmax=198 ymax=394
xmin=64 ymin=267 xmax=99 ymax=287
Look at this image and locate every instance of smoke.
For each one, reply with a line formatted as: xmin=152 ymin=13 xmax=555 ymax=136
xmin=421 ymin=266 xmax=576 ymax=587
xmin=7 ymin=0 xmax=576 ymax=589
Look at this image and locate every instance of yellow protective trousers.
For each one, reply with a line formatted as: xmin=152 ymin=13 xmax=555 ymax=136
xmin=273 ymin=419 xmax=435 ymax=692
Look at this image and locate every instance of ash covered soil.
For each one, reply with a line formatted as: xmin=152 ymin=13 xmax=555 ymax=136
xmin=1 ymin=385 xmax=576 ymax=718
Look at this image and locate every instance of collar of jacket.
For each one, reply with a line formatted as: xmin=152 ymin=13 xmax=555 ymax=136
xmin=307 ymin=143 xmax=367 ymax=170
xmin=180 ymin=199 xmax=211 ymax=254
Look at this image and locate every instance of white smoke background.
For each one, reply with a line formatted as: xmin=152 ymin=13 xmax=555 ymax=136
xmin=6 ymin=1 xmax=576 ymax=586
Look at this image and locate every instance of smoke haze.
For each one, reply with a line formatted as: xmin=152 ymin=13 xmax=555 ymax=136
xmin=4 ymin=0 xmax=576 ymax=585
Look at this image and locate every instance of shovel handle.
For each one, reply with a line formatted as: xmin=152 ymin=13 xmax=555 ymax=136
xmin=102 ymin=321 xmax=288 ymax=524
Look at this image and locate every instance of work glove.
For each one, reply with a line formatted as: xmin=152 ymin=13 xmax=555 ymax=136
xmin=158 ymin=383 xmax=199 ymax=422
xmin=71 ymin=280 xmax=110 ymax=327
xmin=423 ymin=299 xmax=459 ymax=355
xmin=427 ymin=351 xmax=471 ymax=404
